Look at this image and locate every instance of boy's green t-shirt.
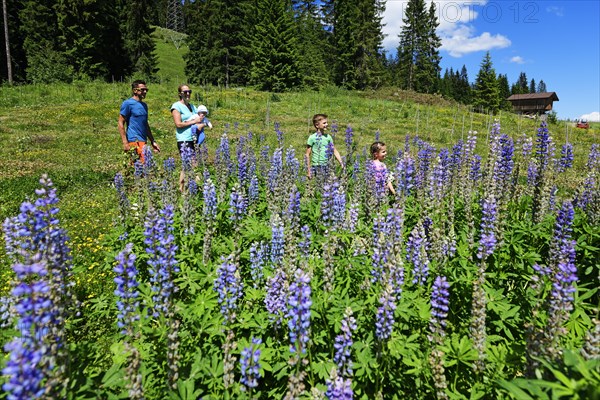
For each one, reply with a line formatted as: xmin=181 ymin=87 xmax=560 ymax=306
xmin=307 ymin=132 xmax=333 ymax=166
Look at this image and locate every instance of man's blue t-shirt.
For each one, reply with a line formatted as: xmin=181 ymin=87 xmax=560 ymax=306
xmin=120 ymin=98 xmax=149 ymax=142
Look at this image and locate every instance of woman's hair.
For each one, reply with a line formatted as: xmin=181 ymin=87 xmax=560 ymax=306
xmin=370 ymin=141 xmax=386 ymax=158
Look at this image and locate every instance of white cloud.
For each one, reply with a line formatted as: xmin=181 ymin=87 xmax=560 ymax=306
xmin=381 ymin=0 xmax=511 ymax=57
xmin=440 ymin=26 xmax=511 ymax=57
xmin=510 ymin=56 xmax=525 ymax=64
xmin=580 ymin=112 xmax=600 ymax=122
xmin=546 ymin=6 xmax=564 ymax=17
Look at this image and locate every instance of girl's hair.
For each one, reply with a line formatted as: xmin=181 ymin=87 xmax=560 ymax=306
xmin=370 ymin=141 xmax=386 ymax=157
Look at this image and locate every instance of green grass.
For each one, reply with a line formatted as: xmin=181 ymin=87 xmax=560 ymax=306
xmin=153 ymin=26 xmax=188 ymax=83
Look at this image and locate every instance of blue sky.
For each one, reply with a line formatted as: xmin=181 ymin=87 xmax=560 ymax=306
xmin=381 ymin=0 xmax=600 ymax=121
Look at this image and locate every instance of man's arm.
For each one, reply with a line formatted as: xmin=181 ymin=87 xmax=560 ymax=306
xmin=118 ymin=114 xmax=130 ymax=152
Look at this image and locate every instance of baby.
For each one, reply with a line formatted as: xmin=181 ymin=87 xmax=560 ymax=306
xmin=191 ymin=104 xmax=212 ymax=145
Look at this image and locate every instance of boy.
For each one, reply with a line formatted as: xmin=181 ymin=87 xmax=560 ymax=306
xmin=191 ymin=104 xmax=213 ymax=145
xmin=305 ymin=113 xmax=343 ymax=179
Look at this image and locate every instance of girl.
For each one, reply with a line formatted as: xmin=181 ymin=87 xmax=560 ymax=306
xmin=370 ymin=141 xmax=396 ymax=196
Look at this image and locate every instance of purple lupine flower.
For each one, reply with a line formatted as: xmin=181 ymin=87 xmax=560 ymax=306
xmin=265 ymin=269 xmax=288 ymax=326
xmin=548 ymin=201 xmax=575 ymax=268
xmin=520 ymin=135 xmax=533 ymax=158
xmin=270 ymin=215 xmax=285 ymax=266
xmin=298 ymin=225 xmax=312 ymax=258
xmin=332 ymin=182 xmax=347 ymax=230
xmin=216 ymin=133 xmax=233 ymax=175
xmin=202 ymin=171 xmax=217 ymax=222
xmin=493 ymin=135 xmax=514 ymax=190
xmin=287 ymin=269 xmax=312 ymax=355
xmin=260 ymin=144 xmax=271 ymax=179
xmin=330 ymin=120 xmax=339 ymax=137
xmin=549 ymin=240 xmax=577 ymax=316
xmin=557 ymin=143 xmax=574 ymax=172
xmin=333 ymin=308 xmax=357 ymax=377
xmin=430 ymin=276 xmax=450 ymax=339
xmin=237 ymin=151 xmax=249 ymax=187
xmin=535 ymin=121 xmax=553 ymax=172
xmin=284 ymin=147 xmax=300 ymax=183
xmin=406 ymin=222 xmax=429 ymax=285
xmin=163 ymin=157 xmax=176 ymax=174
xmin=213 ymin=255 xmax=243 ymax=324
xmin=345 ymin=202 xmax=359 ymax=233
xmin=477 ymin=194 xmax=498 ymax=260
xmin=470 ymin=155 xmax=482 ymax=182
xmin=429 ymin=149 xmax=450 ymax=200
xmin=325 ymin=373 xmax=353 ymax=400
xmin=114 ymin=243 xmax=140 ymax=333
xmin=229 ymin=184 xmax=248 ymax=223
xmin=375 ymin=283 xmax=396 ymax=341
xmin=268 ymin=148 xmax=283 ymax=195
xmin=451 ymin=140 xmax=464 ymax=172
xmin=371 ymin=215 xmax=390 ymax=283
xmin=144 ymin=205 xmax=179 ymax=318
xmin=114 ymin=172 xmax=130 ymax=219
xmin=345 ymin=125 xmax=354 ymax=155
xmin=396 ymin=153 xmax=416 ymax=197
xmin=0 ymin=296 xmax=14 ymax=329
xmin=2 ymin=175 xmax=73 ymax=399
xmin=133 ymin=159 xmax=144 ymax=178
xmin=181 ymin=144 xmax=195 ymax=172
xmin=325 ymin=141 xmax=335 ymax=164
xmin=249 ymin=242 xmax=268 ymax=288
xmin=248 ymin=174 xmax=259 ymax=205
xmin=142 ymin=145 xmax=156 ymax=173
xmin=188 ymin=178 xmax=198 ymax=197
xmin=375 ymin=129 xmax=380 ymax=142
xmin=3 ymin=337 xmax=46 ymax=399
xmin=285 ymin=186 xmax=301 ymax=230
xmin=586 ymin=144 xmax=600 ymax=171
xmin=416 ymin=143 xmax=435 ymax=190
xmin=275 ymin=122 xmax=284 ymax=147
xmin=321 ymin=180 xmax=334 ymax=227
xmin=240 ymin=337 xmax=262 ymax=391
xmin=575 ymin=175 xmax=595 ymax=211
xmin=527 ymin=160 xmax=538 ymax=187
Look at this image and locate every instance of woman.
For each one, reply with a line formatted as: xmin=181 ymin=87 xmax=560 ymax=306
xmin=171 ymin=84 xmax=203 ymax=191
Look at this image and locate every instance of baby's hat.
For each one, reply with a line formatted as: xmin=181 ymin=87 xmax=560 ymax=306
xmin=197 ymin=104 xmax=209 ymax=115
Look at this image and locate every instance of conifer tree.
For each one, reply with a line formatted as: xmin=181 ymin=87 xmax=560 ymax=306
xmin=473 ymin=52 xmax=500 ymax=114
xmin=529 ymin=78 xmax=536 ymax=93
xmin=516 ymin=71 xmax=528 ymax=93
xmin=325 ymin=0 xmax=386 ymax=90
xmin=56 ymin=0 xmax=129 ymax=81
xmin=292 ymin=0 xmax=332 ymax=88
xmin=185 ymin=0 xmax=253 ymax=86
xmin=1 ymin=0 xmax=26 ymax=83
xmin=537 ymin=80 xmax=547 ymax=93
xmin=397 ymin=0 xmax=441 ymax=93
xmin=250 ymin=0 xmax=301 ymax=91
xmin=19 ymin=0 xmax=72 ymax=82
xmin=123 ymin=0 xmax=158 ymax=79
xmin=455 ymin=65 xmax=471 ymax=104
xmin=413 ymin=2 xmax=441 ymax=93
xmin=497 ymin=73 xmax=512 ymax=111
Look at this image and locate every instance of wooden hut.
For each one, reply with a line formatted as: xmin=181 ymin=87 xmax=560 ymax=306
xmin=507 ymin=92 xmax=559 ymax=115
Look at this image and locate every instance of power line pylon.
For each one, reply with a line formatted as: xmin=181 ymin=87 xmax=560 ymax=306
xmin=166 ymin=0 xmax=184 ymax=49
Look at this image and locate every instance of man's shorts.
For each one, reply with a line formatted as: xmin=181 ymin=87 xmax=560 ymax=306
xmin=128 ymin=141 xmax=147 ymax=163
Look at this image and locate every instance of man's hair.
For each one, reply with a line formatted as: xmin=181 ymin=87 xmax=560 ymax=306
xmin=312 ymin=113 xmax=328 ymax=128
xmin=370 ymin=141 xmax=386 ymax=157
xmin=132 ymin=80 xmax=146 ymax=90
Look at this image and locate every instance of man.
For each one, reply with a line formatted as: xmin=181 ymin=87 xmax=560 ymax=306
xmin=118 ymin=80 xmax=160 ymax=162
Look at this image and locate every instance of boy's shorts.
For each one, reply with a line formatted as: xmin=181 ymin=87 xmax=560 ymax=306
xmin=128 ymin=141 xmax=147 ymax=163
